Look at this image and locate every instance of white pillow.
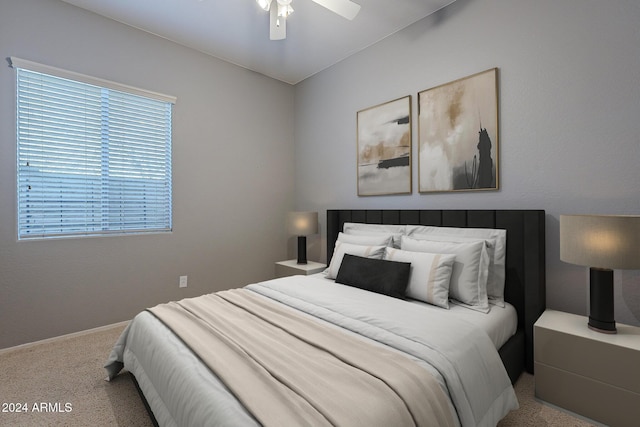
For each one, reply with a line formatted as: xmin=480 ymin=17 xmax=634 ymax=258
xmin=337 ymin=232 xmax=393 ymax=247
xmin=401 ymin=236 xmax=490 ymax=313
xmin=326 ymin=241 xmax=386 ymax=279
xmin=407 ymin=226 xmax=506 ymax=307
xmin=410 ymin=233 xmax=497 ymax=304
xmin=343 ymin=222 xmax=407 ymax=234
xmin=343 ymin=223 xmax=407 ymax=248
xmin=384 ymin=247 xmax=455 ymax=309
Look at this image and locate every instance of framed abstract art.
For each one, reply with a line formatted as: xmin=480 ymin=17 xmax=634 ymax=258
xmin=356 ymin=95 xmax=412 ymax=196
xmin=418 ymin=68 xmax=499 ymax=193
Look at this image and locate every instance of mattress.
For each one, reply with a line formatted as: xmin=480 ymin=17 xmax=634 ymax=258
xmin=106 ymin=275 xmax=518 ymax=427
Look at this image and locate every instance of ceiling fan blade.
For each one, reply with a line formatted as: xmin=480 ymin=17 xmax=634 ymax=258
xmin=270 ymin=3 xmax=286 ymax=40
xmin=311 ymin=0 xmax=361 ymax=20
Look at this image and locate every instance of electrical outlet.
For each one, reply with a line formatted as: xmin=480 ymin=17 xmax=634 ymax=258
xmin=179 ymin=276 xmax=188 ymax=288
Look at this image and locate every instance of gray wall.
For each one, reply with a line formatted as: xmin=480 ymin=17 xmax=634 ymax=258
xmin=294 ymin=0 xmax=640 ymax=325
xmin=0 ymin=0 xmax=295 ymax=348
xmin=2 ymin=0 xmax=639 ymax=349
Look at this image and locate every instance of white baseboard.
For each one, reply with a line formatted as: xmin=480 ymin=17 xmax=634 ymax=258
xmin=0 ymin=320 xmax=130 ymax=355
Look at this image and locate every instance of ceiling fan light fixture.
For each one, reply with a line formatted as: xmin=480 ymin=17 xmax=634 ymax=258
xmin=256 ymin=0 xmax=271 ymax=11
xmin=277 ymin=0 xmax=294 ymax=17
xmin=278 ymin=5 xmax=294 ymax=17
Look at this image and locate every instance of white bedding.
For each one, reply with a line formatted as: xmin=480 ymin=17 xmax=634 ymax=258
xmin=106 ymin=275 xmax=518 ymax=427
xmin=437 ymin=300 xmax=517 ymax=349
xmin=308 ymin=272 xmax=518 ymax=349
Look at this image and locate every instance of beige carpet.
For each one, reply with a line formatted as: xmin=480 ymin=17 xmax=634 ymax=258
xmin=0 ymin=324 xmax=152 ymax=427
xmin=0 ymin=323 xmax=597 ymax=427
xmin=498 ymin=374 xmax=597 ymax=427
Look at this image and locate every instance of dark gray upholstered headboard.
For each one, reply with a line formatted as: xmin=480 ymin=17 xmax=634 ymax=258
xmin=326 ymin=209 xmax=546 ymax=378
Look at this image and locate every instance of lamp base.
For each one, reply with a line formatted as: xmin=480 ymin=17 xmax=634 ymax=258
xmin=588 ymin=268 xmax=616 ymax=334
xmin=587 ymin=323 xmax=617 ymax=334
xmin=296 ymin=236 xmax=308 ymax=264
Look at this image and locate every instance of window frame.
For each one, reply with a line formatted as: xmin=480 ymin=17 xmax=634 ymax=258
xmin=11 ymin=57 xmax=176 ymax=240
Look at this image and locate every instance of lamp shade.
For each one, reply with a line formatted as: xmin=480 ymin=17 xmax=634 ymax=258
xmin=287 ymin=211 xmax=318 ymax=236
xmin=560 ymin=215 xmax=640 ymax=270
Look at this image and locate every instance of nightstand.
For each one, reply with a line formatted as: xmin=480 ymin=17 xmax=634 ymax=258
xmin=534 ymin=309 xmax=640 ymax=427
xmin=275 ymin=260 xmax=326 ymax=278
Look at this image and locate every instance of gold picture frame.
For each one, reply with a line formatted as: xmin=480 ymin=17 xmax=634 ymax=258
xmin=356 ymin=95 xmax=412 ymax=196
xmin=418 ymin=68 xmax=499 ymax=193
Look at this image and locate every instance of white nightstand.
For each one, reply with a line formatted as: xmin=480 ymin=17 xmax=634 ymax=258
xmin=534 ymin=309 xmax=640 ymax=427
xmin=275 ymin=260 xmax=326 ymax=278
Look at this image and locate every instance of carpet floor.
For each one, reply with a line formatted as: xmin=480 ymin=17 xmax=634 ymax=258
xmin=0 ymin=323 xmax=597 ymax=427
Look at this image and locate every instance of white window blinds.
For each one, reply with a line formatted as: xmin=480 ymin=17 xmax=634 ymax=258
xmin=12 ymin=58 xmax=175 ymax=239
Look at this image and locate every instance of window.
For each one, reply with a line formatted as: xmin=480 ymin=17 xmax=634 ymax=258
xmin=11 ymin=58 xmax=175 ymax=239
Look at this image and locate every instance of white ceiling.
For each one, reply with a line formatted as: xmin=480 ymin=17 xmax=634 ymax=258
xmin=61 ymin=0 xmax=456 ymax=85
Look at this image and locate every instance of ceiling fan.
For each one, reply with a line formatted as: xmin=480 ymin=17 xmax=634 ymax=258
xmin=256 ymin=0 xmax=361 ymax=40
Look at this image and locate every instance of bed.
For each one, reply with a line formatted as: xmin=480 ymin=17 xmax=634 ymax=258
xmin=105 ymin=209 xmax=546 ymax=427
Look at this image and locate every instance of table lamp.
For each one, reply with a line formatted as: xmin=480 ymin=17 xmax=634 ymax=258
xmin=288 ymin=211 xmax=318 ymax=264
xmin=560 ymin=214 xmax=640 ymax=334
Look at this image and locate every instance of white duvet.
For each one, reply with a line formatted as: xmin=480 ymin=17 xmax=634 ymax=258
xmin=106 ymin=275 xmax=518 ymax=427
